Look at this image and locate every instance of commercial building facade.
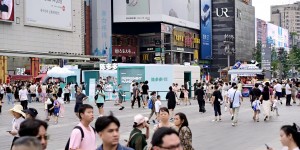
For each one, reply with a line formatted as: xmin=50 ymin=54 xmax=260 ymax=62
xmin=111 ymin=0 xmax=200 ymax=65
xmin=207 ymin=0 xmax=255 ymax=77
xmin=0 ymin=0 xmax=86 ymax=82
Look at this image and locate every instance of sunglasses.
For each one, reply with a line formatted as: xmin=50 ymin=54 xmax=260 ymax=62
xmin=37 ymin=134 xmax=50 ymax=141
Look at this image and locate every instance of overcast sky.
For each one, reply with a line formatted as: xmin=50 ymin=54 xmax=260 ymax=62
xmin=252 ymin=0 xmax=299 ymax=21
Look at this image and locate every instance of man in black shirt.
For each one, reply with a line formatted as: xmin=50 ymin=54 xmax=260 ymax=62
xmin=250 ymin=83 xmax=261 ymax=103
xmin=141 ymin=81 xmax=149 ymax=108
xmin=195 ymin=84 xmax=206 ymax=113
xmin=193 ymin=80 xmax=199 ymax=100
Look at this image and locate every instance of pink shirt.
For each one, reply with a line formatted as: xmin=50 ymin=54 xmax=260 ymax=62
xmin=184 ymin=91 xmax=189 ymax=98
xmin=69 ymin=123 xmax=96 ymax=150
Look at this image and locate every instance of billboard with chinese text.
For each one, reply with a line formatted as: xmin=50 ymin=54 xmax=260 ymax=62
xmin=92 ymin=0 xmax=112 ymax=62
xmin=200 ymin=0 xmax=212 ymax=59
xmin=267 ymin=23 xmax=289 ymax=50
xmin=24 ymin=0 xmax=72 ymax=31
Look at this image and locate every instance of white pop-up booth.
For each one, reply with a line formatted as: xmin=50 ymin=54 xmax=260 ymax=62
xmin=117 ymin=64 xmax=200 ymax=100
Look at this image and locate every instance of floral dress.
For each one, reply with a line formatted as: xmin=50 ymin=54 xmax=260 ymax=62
xmin=178 ymin=126 xmax=194 ymax=150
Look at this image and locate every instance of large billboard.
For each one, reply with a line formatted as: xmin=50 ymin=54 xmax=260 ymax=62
xmin=113 ymin=0 xmax=200 ymax=29
xmin=0 ymin=0 xmax=14 ymax=22
xmin=267 ymin=23 xmax=289 ymax=50
xmin=200 ymin=0 xmax=212 ymax=59
xmin=91 ymin=0 xmax=112 ymax=62
xmin=24 ymin=0 xmax=72 ymax=31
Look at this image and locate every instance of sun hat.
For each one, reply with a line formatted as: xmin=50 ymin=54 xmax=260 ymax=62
xmin=9 ymin=104 xmax=26 ymax=117
xmin=134 ymin=114 xmax=149 ymax=125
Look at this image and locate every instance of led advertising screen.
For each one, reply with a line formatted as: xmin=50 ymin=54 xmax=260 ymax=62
xmin=0 ymin=0 xmax=14 ymax=22
xmin=200 ymin=0 xmax=212 ymax=59
xmin=113 ymin=0 xmax=200 ymax=29
xmin=267 ymin=23 xmax=289 ymax=50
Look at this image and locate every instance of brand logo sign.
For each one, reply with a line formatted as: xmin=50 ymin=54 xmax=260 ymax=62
xmin=216 ymin=8 xmax=229 ymax=17
xmin=112 ymin=46 xmax=137 ymax=56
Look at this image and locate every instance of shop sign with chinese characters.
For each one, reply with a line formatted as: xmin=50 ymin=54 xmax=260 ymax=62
xmin=100 ymin=63 xmax=118 ymax=70
xmin=151 ymin=77 xmax=168 ymax=82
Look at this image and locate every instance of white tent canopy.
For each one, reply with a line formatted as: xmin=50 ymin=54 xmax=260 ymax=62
xmin=47 ymin=67 xmax=75 ymax=78
xmin=228 ymin=69 xmax=263 ymax=75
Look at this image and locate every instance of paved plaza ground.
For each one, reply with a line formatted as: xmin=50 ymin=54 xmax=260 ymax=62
xmin=0 ymin=97 xmax=299 ymax=150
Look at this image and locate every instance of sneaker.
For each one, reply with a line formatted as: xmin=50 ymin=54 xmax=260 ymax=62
xmin=212 ymin=119 xmax=217 ymax=122
xmin=231 ymin=123 xmax=235 ymax=126
xmin=264 ymin=116 xmax=268 ymax=121
xmin=119 ymin=106 xmax=125 ymax=110
xmin=218 ymin=119 xmax=222 ymax=122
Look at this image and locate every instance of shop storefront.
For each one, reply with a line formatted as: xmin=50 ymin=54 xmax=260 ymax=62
xmin=112 ymin=46 xmax=137 ymax=63
xmin=112 ymin=35 xmax=138 ymax=63
xmin=165 ymin=27 xmax=200 ymax=64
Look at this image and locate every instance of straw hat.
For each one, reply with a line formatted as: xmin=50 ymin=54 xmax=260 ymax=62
xmin=9 ymin=105 xmax=26 ymax=117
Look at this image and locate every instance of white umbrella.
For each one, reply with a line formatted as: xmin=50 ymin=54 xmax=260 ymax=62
xmin=47 ymin=67 xmax=75 ymax=82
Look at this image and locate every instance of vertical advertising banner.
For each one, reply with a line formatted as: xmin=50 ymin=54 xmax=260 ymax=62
xmin=92 ymin=0 xmax=112 ymax=63
xmin=0 ymin=0 xmax=14 ymax=22
xmin=200 ymin=0 xmax=212 ymax=59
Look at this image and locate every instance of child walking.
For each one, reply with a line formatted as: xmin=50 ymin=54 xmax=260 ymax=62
xmin=50 ymin=95 xmax=60 ymax=124
xmin=272 ymin=99 xmax=280 ymax=116
xmin=252 ymin=98 xmax=261 ymax=122
xmin=154 ymin=95 xmax=162 ymax=123
xmin=184 ymin=88 xmax=191 ymax=105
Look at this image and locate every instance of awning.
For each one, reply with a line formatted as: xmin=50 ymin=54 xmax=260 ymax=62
xmin=228 ymin=69 xmax=263 ymax=75
xmin=10 ymin=75 xmax=33 ymax=81
xmin=34 ymin=74 xmax=47 ymax=79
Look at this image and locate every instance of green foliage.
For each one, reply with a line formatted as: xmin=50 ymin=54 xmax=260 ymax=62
xmin=253 ymin=42 xmax=262 ymax=63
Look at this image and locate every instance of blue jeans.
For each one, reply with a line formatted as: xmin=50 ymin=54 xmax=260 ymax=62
xmin=6 ymin=93 xmax=14 ymax=105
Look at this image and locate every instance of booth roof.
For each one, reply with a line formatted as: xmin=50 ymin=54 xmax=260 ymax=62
xmin=228 ymin=69 xmax=263 ymax=75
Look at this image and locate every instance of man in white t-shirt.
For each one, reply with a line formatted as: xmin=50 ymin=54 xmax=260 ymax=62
xmin=19 ymin=86 xmax=29 ymax=110
xmin=69 ymin=104 xmax=96 ymax=150
xmin=274 ymin=81 xmax=283 ymax=104
xmin=285 ymin=81 xmax=292 ymax=106
xmin=228 ymin=84 xmax=243 ymax=126
xmin=227 ymin=83 xmax=236 ymax=119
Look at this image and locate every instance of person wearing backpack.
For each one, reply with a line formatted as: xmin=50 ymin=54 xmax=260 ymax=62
xmin=67 ymin=104 xmax=96 ymax=150
xmin=95 ymin=113 xmax=133 ymax=150
xmin=148 ymin=91 xmax=156 ymax=123
xmin=128 ymin=114 xmax=150 ymax=150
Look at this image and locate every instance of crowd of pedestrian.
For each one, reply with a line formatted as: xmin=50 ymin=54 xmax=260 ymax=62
xmin=2 ymin=77 xmax=300 ymax=150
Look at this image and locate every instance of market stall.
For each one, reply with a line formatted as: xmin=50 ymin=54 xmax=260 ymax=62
xmin=228 ymin=64 xmax=263 ymax=97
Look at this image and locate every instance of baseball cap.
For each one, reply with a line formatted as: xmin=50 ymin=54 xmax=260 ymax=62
xmin=134 ymin=114 xmax=149 ymax=125
xmin=22 ymin=108 xmax=38 ymax=118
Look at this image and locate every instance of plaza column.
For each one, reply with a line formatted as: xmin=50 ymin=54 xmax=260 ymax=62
xmin=0 ymin=56 xmax=8 ymax=83
xmin=30 ymin=57 xmax=40 ymax=78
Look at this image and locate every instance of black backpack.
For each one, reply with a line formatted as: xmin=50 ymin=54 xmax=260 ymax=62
xmin=65 ymin=126 xmax=96 ymax=150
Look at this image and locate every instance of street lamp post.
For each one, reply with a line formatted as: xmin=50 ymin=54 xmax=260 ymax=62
xmin=223 ymin=34 xmax=235 ymax=69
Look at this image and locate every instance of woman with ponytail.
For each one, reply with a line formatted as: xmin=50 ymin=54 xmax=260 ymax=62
xmin=268 ymin=123 xmax=300 ymax=150
xmin=128 ymin=114 xmax=150 ymax=150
